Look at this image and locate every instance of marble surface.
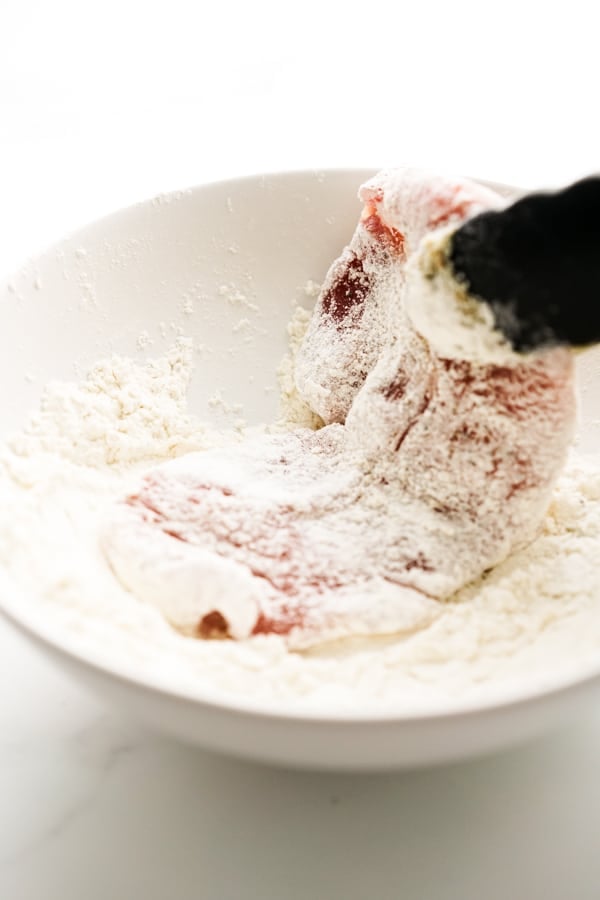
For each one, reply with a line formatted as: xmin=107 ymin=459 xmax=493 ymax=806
xmin=4 ymin=612 xmax=600 ymax=899
xmin=2 ymin=2 xmax=600 ymax=896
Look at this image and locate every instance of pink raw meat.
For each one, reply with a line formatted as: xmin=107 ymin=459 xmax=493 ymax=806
xmin=102 ymin=169 xmax=576 ymax=648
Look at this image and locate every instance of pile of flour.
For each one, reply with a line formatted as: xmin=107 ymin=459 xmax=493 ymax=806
xmin=1 ymin=335 xmax=600 ymax=712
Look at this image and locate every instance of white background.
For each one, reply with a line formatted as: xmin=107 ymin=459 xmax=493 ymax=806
xmin=1 ymin=2 xmax=600 ymax=897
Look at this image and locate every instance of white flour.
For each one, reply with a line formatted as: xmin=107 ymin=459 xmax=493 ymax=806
xmin=1 ymin=337 xmax=600 ymax=712
xmin=277 ymin=305 xmax=324 ymax=431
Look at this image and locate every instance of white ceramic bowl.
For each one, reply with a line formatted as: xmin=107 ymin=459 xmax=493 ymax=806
xmin=2 ymin=169 xmax=600 ymax=771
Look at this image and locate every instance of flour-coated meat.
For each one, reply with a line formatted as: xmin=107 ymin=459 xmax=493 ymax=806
xmin=101 ymin=170 xmax=576 ymax=647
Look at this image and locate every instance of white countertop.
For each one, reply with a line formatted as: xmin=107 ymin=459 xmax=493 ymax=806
xmin=3 ymin=615 xmax=600 ymax=899
xmin=2 ymin=3 xmax=600 ymax=896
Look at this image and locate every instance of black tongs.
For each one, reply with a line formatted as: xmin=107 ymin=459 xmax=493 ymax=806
xmin=449 ymin=176 xmax=600 ymax=351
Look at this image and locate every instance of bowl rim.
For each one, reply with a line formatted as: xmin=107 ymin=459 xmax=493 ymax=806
xmin=0 ymin=165 xmax=524 ymax=285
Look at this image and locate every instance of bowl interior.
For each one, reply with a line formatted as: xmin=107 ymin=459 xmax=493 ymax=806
xmin=2 ymin=168 xmax=599 ymax=449
xmin=0 ymin=169 xmax=375 ymax=435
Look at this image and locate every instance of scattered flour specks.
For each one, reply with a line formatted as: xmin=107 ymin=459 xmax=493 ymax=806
xmin=218 ymin=283 xmax=259 ymax=313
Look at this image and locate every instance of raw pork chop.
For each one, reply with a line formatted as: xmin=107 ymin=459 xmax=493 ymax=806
xmin=101 ymin=170 xmax=577 ymax=648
